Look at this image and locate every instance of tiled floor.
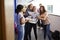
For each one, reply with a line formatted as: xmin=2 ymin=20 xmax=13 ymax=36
xmin=15 ymin=28 xmax=53 ymax=40
xmin=31 ymin=28 xmax=53 ymax=40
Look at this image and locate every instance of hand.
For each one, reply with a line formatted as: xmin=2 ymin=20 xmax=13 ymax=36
xmin=25 ymin=19 xmax=29 ymax=21
xmin=25 ymin=18 xmax=29 ymax=22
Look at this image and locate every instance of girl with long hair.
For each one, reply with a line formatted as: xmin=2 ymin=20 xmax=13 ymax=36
xmin=39 ymin=6 xmax=51 ymax=40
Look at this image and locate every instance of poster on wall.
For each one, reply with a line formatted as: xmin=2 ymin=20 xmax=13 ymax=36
xmin=47 ymin=5 xmax=53 ymax=13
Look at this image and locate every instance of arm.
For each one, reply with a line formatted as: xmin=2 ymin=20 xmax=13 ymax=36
xmin=37 ymin=12 xmax=48 ymax=20
xmin=37 ymin=15 xmax=44 ymax=20
xmin=20 ymin=17 xmax=25 ymax=25
xmin=42 ymin=13 xmax=48 ymax=20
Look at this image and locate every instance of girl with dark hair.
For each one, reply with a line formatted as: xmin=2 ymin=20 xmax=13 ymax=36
xmin=38 ymin=6 xmax=51 ymax=40
xmin=15 ymin=4 xmax=28 ymax=40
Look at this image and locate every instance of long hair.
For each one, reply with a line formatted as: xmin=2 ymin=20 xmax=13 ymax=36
xmin=15 ymin=4 xmax=23 ymax=14
xmin=40 ymin=6 xmax=46 ymax=15
xmin=32 ymin=6 xmax=36 ymax=12
xmin=28 ymin=4 xmax=33 ymax=8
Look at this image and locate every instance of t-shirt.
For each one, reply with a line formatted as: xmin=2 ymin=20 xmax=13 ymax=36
xmin=28 ymin=11 xmax=39 ymax=24
xmin=41 ymin=12 xmax=50 ymax=25
xmin=17 ymin=12 xmax=25 ymax=27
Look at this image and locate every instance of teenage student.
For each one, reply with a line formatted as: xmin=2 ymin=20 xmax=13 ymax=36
xmin=39 ymin=6 xmax=51 ymax=40
xmin=28 ymin=6 xmax=39 ymax=40
xmin=16 ymin=4 xmax=28 ymax=40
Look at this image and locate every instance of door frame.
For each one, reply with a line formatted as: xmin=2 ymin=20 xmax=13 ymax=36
xmin=0 ymin=0 xmax=6 ymax=40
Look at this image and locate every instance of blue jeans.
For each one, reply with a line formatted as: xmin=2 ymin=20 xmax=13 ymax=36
xmin=43 ymin=24 xmax=51 ymax=40
xmin=17 ymin=25 xmax=24 ymax=40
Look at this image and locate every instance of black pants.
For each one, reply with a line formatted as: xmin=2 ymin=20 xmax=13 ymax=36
xmin=37 ymin=20 xmax=40 ymax=27
xmin=24 ymin=22 xmax=30 ymax=40
xmin=37 ymin=20 xmax=44 ymax=28
xmin=28 ymin=23 xmax=37 ymax=40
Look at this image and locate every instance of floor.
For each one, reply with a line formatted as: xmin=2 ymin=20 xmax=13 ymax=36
xmin=31 ymin=28 xmax=53 ymax=40
xmin=31 ymin=28 xmax=45 ymax=40
xmin=15 ymin=28 xmax=53 ymax=40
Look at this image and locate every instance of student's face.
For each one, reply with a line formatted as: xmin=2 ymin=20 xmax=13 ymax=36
xmin=40 ymin=7 xmax=43 ymax=11
xmin=22 ymin=6 xmax=27 ymax=12
xmin=33 ymin=7 xmax=36 ymax=12
xmin=30 ymin=4 xmax=33 ymax=10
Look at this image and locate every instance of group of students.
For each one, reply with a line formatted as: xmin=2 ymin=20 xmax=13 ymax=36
xmin=14 ymin=3 xmax=51 ymax=40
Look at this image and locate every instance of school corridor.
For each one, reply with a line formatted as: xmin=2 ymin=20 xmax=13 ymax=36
xmin=0 ymin=0 xmax=60 ymax=40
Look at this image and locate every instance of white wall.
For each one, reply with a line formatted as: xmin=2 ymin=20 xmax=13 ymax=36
xmin=4 ymin=0 xmax=14 ymax=40
xmin=29 ymin=0 xmax=60 ymax=16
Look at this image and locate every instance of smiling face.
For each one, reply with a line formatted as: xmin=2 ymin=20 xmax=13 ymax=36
xmin=40 ymin=6 xmax=46 ymax=15
xmin=40 ymin=7 xmax=44 ymax=12
xmin=22 ymin=6 xmax=27 ymax=13
xmin=29 ymin=4 xmax=33 ymax=10
xmin=33 ymin=6 xmax=36 ymax=12
xmin=40 ymin=6 xmax=46 ymax=12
